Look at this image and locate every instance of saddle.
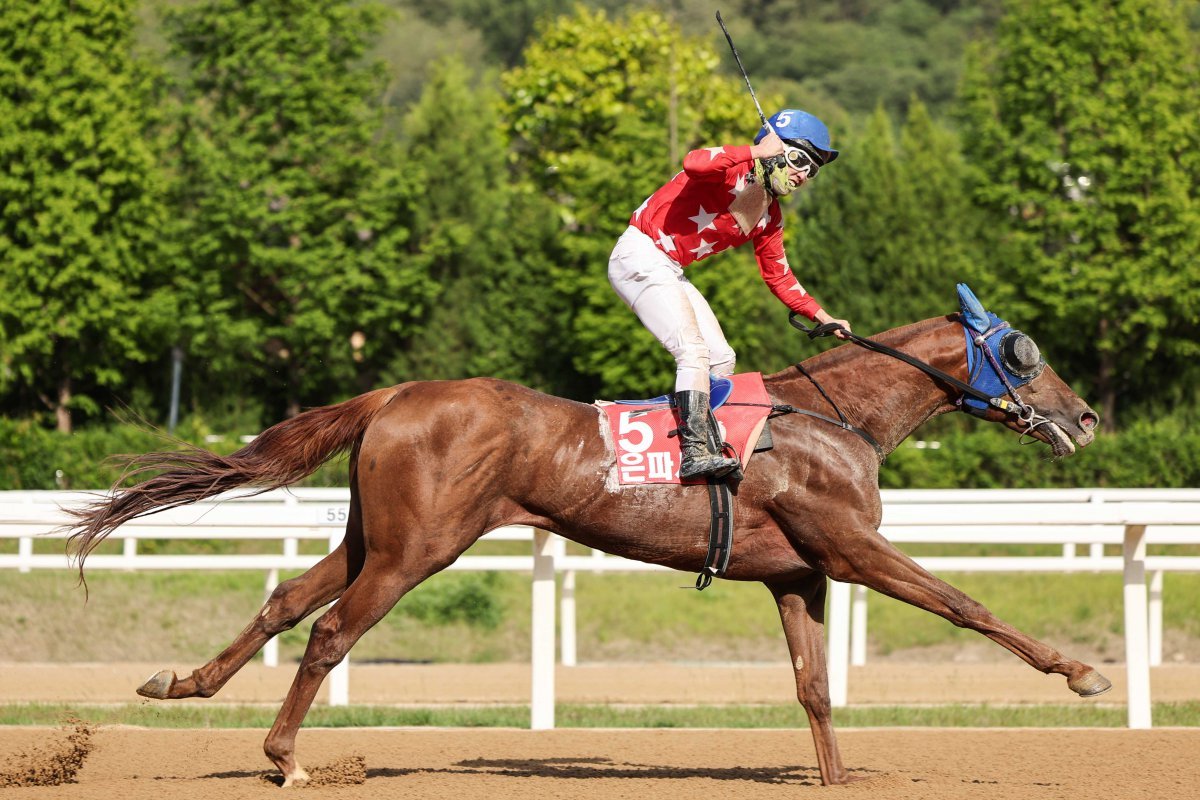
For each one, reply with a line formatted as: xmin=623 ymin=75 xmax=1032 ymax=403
xmin=596 ymin=373 xmax=775 ymax=590
xmin=613 ymin=375 xmax=736 ymax=412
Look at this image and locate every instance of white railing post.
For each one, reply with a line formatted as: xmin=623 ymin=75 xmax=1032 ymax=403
xmin=123 ymin=536 xmax=137 ymax=570
xmin=850 ymin=584 xmax=868 ymax=666
xmin=1088 ymin=494 xmax=1105 ymax=560
xmin=17 ymin=536 xmax=32 ymax=574
xmin=1123 ymin=524 xmax=1151 ymax=729
xmin=827 ymin=578 xmax=851 ymax=707
xmin=561 ymin=569 xmax=577 ymax=666
xmin=530 ymin=530 xmax=557 ymax=730
xmin=327 ymin=656 xmax=350 ymax=707
xmin=1149 ymin=569 xmax=1164 ymax=668
xmin=263 ymin=568 xmax=280 ymax=667
xmin=327 ymin=529 xmax=349 ymax=707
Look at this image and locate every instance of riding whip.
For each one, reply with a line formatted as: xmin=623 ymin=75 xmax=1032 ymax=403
xmin=715 ymin=11 xmax=775 ymax=138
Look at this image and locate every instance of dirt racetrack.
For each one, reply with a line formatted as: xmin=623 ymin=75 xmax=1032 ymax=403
xmin=2 ymin=725 xmax=1199 ymax=800
xmin=4 ymin=661 xmax=1200 ymax=705
xmin=2 ymin=663 xmax=1199 ymax=798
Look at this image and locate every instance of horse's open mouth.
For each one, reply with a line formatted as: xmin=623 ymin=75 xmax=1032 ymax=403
xmin=1044 ymin=422 xmax=1076 ymax=457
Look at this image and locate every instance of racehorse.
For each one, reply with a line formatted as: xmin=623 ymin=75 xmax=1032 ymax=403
xmin=66 ymin=287 xmax=1109 ymax=787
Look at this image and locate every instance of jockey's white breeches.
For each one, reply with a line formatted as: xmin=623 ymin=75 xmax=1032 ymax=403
xmin=608 ymin=226 xmax=736 ymax=393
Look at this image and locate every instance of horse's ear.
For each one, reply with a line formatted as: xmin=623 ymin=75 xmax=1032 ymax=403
xmin=957 ymin=283 xmax=990 ymax=334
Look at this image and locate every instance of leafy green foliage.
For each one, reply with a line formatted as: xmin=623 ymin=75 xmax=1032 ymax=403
xmin=385 ymin=58 xmax=544 ymax=386
xmin=1 ymin=0 xmax=1197 ymax=449
xmin=0 ymin=0 xmax=173 ymax=431
xmin=737 ymin=0 xmax=1004 ymax=119
xmin=162 ymin=0 xmax=436 ymax=417
xmin=959 ymin=0 xmax=1200 ymax=426
xmin=401 ymin=572 xmax=504 ymax=629
xmin=880 ymin=414 xmax=1200 ymax=489
xmin=401 ymin=0 xmax=1005 ymax=119
xmin=403 ymin=0 xmax=582 ymax=66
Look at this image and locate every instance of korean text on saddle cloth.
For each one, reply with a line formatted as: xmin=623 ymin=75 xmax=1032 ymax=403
xmin=595 ymin=372 xmax=772 ymax=487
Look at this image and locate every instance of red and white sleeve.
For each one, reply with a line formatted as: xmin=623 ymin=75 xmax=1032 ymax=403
xmin=753 ymin=212 xmax=822 ymax=319
xmin=682 ymin=145 xmax=754 ymax=181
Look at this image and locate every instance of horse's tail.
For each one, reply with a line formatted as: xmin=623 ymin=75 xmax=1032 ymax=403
xmin=66 ymin=386 xmax=400 ymax=577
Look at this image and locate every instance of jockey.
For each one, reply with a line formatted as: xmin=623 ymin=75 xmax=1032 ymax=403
xmin=609 ymin=108 xmax=851 ymax=480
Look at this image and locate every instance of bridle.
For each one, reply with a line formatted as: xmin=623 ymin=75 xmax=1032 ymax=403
xmin=788 ymin=313 xmax=1059 ymax=442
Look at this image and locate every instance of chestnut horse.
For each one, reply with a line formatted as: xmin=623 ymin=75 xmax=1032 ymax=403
xmin=67 ymin=307 xmax=1109 ymax=787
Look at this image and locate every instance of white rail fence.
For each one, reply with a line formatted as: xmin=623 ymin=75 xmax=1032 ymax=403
xmin=2 ymin=488 xmax=1199 ymax=731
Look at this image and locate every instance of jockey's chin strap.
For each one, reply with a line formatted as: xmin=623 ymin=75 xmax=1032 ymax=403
xmin=788 ymin=313 xmax=1055 ymax=440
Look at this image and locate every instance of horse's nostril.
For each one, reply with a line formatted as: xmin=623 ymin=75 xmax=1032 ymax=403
xmin=1080 ymin=411 xmax=1099 ymax=431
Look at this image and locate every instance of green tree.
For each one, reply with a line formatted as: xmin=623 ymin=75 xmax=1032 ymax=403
xmin=164 ymin=0 xmax=434 ymax=419
xmin=403 ymin=0 xmax=582 ymax=66
xmin=737 ymin=0 xmax=1003 ymax=118
xmin=959 ymin=0 xmax=1200 ymax=426
xmin=785 ymin=102 xmax=986 ymax=338
xmin=0 ymin=1 xmax=172 ymax=432
xmin=386 ymin=57 xmax=564 ymax=387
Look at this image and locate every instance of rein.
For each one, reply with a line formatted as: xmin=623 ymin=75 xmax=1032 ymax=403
xmin=787 ymin=313 xmax=1057 ymax=442
xmin=726 ymin=363 xmax=885 ymax=460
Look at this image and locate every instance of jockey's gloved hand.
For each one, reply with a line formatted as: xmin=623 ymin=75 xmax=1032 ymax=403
xmin=753 ymin=157 xmax=795 ymax=197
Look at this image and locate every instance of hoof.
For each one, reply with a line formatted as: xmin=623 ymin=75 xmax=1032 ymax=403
xmin=1068 ymin=669 xmax=1113 ymax=697
xmin=281 ymin=767 xmax=310 ymax=788
xmin=136 ymin=669 xmax=176 ymax=700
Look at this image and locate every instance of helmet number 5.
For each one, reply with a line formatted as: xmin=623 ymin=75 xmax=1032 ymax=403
xmin=774 ymin=112 xmax=791 ymax=128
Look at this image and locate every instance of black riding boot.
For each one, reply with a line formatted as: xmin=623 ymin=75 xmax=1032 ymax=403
xmin=674 ymin=390 xmax=741 ymax=480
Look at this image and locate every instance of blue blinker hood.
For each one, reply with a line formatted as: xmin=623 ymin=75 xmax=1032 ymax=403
xmin=956 ymin=283 xmax=1044 ymax=412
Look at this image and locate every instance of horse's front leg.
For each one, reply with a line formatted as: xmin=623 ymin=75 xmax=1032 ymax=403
xmin=766 ymin=573 xmax=860 ymax=786
xmin=812 ymin=526 xmax=1111 ymax=697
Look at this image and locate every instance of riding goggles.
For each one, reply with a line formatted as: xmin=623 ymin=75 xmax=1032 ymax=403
xmin=782 ymin=139 xmax=823 ymax=180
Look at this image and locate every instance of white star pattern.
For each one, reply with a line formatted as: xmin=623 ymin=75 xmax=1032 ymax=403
xmin=755 ymin=209 xmax=772 ymax=231
xmin=728 ymin=173 xmax=747 ymax=198
xmin=632 ymin=196 xmax=650 ymax=221
xmin=688 ymin=205 xmax=718 ymax=233
xmin=629 ymin=156 xmax=820 ymax=325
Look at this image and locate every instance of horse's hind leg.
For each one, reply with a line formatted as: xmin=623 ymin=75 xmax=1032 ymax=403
xmin=261 ymin=543 xmax=459 ymax=786
xmin=138 ymin=505 xmax=366 ymax=700
xmin=819 ymin=528 xmax=1111 ymax=696
xmin=767 ymin=573 xmax=857 ymax=786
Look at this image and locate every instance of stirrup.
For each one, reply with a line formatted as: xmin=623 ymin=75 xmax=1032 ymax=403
xmin=680 ymin=453 xmax=740 ymax=480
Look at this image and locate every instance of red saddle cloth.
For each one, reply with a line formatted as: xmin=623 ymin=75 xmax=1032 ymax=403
xmin=597 ymin=372 xmax=772 ymax=486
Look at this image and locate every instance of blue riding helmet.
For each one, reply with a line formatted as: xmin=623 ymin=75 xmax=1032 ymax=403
xmin=754 ymin=109 xmax=839 ymax=165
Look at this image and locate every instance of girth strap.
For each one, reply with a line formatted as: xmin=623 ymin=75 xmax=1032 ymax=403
xmin=693 ymin=403 xmax=736 ymax=590
xmin=696 ymin=478 xmax=734 ymax=590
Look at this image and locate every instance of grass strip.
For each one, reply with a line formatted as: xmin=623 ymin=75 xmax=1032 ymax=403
xmin=1 ymin=702 xmax=1197 ymax=728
